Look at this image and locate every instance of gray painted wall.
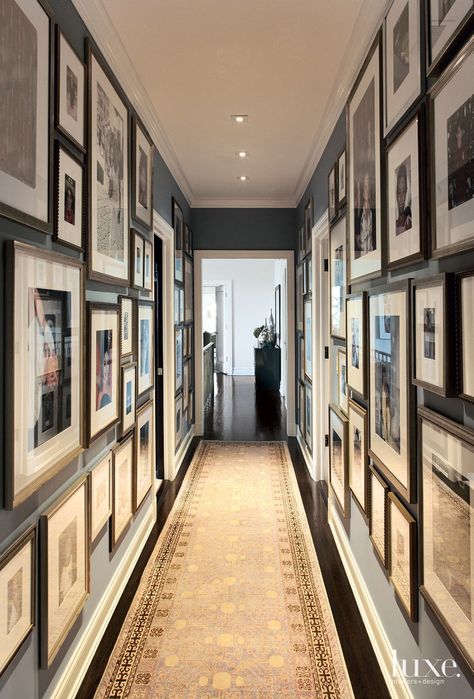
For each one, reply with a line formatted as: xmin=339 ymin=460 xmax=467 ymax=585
xmin=192 ymin=208 xmax=296 ymax=250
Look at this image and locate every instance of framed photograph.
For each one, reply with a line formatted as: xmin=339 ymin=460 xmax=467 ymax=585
xmin=305 ymin=256 xmax=312 ymax=294
xmin=184 ymin=223 xmax=193 ymax=256
xmin=55 ymin=27 xmax=85 ymax=151
xmin=5 ymin=242 xmax=84 ymax=509
xmin=131 ymin=230 xmax=144 ymax=289
xmin=132 ymin=116 xmax=153 ymax=230
xmin=174 ymin=286 xmax=180 ymax=324
xmin=119 ymin=296 xmax=134 ymax=358
xmin=0 ymin=525 xmax=36 ymax=676
xmin=274 ymin=284 xmax=281 ymax=346
xmin=338 ymin=149 xmax=347 ymax=207
xmin=305 ymin=383 xmax=312 ymax=451
xmin=175 ymin=327 xmax=183 ymax=393
xmin=304 ymin=196 xmax=313 ymax=253
xmin=89 ymin=452 xmax=112 ymax=542
xmin=188 ymin=390 xmax=194 ymax=425
xmin=329 ymin=404 xmax=350 ymax=517
xmin=298 ymin=335 xmax=305 ymax=384
xmin=173 ymin=197 xmax=184 ymax=282
xmin=298 ymin=225 xmax=305 ymax=263
xmin=368 ymin=464 xmax=388 ymax=568
xmin=111 ymin=434 xmax=133 ymax=550
xmin=388 ymin=492 xmax=418 ymax=621
xmin=458 ymin=270 xmax=474 ymax=401
xmin=120 ymin=362 xmax=136 ymax=437
xmin=137 ymin=301 xmax=154 ymax=397
xmin=304 ymin=298 xmax=312 ymax=382
xmin=184 ymin=256 xmax=193 ymax=323
xmin=330 ymin=215 xmax=346 ymax=339
xmin=143 ymin=239 xmax=153 ymax=292
xmin=175 ymin=395 xmax=183 ymax=450
xmin=179 ymin=288 xmax=184 ymax=323
xmin=183 ymin=362 xmax=189 ymax=410
xmin=298 ymin=383 xmax=305 ymax=436
xmin=134 ymin=401 xmax=154 ymax=512
xmin=419 ymin=406 xmax=474 ymax=670
xmin=0 ymin=0 xmax=53 ymax=234
xmin=328 ymin=165 xmax=337 ymax=223
xmin=428 ymin=0 xmax=473 ymax=71
xmin=87 ymin=303 xmax=120 ymax=444
xmin=347 ymin=32 xmax=383 ymax=284
xmin=348 ymin=400 xmax=368 ymax=516
xmin=346 ymin=292 xmax=367 ymax=398
xmin=431 ymin=40 xmax=474 ymax=258
xmin=87 ymin=42 xmax=129 ymax=285
xmin=296 ymin=264 xmax=304 ymax=332
xmin=40 ymin=475 xmax=89 ymax=667
xmin=337 ymin=348 xmax=348 ymax=415
xmin=55 ymin=143 xmax=84 ymax=251
xmin=368 ymin=281 xmax=415 ymax=502
xmin=384 ymin=0 xmax=421 ymax=135
xmin=413 ymin=274 xmax=455 ymax=395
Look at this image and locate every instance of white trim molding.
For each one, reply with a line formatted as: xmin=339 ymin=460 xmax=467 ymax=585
xmin=192 ymin=198 xmax=295 ymax=209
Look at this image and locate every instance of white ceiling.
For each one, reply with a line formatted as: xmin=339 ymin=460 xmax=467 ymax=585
xmin=80 ymin=0 xmax=386 ymax=206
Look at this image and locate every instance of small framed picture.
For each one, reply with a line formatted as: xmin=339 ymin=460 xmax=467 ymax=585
xmin=111 ymin=435 xmax=133 ymax=551
xmin=137 ymin=301 xmax=154 ymax=397
xmin=337 ymin=348 xmax=348 ymax=415
xmin=329 ymin=404 xmax=350 ymax=517
xmin=428 ymin=0 xmax=473 ymax=72
xmin=0 ymin=525 xmax=36 ymax=676
xmin=413 ymin=274 xmax=455 ymax=396
xmin=119 ymin=296 xmax=134 ymax=358
xmin=40 ymin=475 xmax=89 ymax=667
xmin=120 ymin=362 xmax=137 ymax=437
xmin=184 ymin=223 xmax=193 ymax=256
xmin=55 ymin=143 xmax=84 ymax=251
xmin=175 ymin=395 xmax=183 ymax=450
xmin=305 ymin=383 xmax=312 ymax=451
xmin=134 ymin=401 xmax=154 ymax=512
xmin=298 ymin=383 xmax=306 ymax=437
xmin=183 ymin=361 xmax=189 ymax=411
xmin=304 ymin=298 xmax=312 ymax=382
xmin=348 ymin=399 xmax=368 ymax=516
xmin=173 ymin=198 xmax=184 ymax=282
xmin=184 ymin=256 xmax=193 ymax=323
xmin=328 ymin=165 xmax=337 ymax=223
xmin=338 ymin=149 xmax=347 ymax=207
xmin=55 ymin=28 xmax=85 ymax=150
xmin=131 ymin=230 xmax=144 ymax=289
xmin=346 ymin=292 xmax=367 ymax=398
xmin=175 ymin=327 xmax=184 ymax=393
xmin=143 ymin=239 xmax=153 ymax=292
xmin=388 ymin=492 xmax=418 ymax=621
xmin=296 ymin=264 xmax=304 ymax=333
xmin=368 ymin=464 xmax=388 ymax=569
xmin=132 ymin=116 xmax=153 ymax=230
xmin=458 ymin=270 xmax=474 ymax=402
xmin=89 ymin=452 xmax=112 ymax=542
xmin=179 ymin=288 xmax=185 ymax=323
xmin=330 ymin=215 xmax=346 ymax=339
xmin=304 ymin=197 xmax=313 ymax=253
xmin=298 ymin=225 xmax=305 ymax=263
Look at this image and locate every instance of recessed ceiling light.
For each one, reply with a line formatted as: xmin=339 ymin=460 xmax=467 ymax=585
xmin=237 ymin=151 xmax=249 ymax=158
xmin=238 ymin=175 xmax=249 ymax=181
xmin=231 ymin=115 xmax=248 ymax=123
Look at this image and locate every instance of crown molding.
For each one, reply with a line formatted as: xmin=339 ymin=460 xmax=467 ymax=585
xmin=191 ymin=197 xmax=295 ymax=209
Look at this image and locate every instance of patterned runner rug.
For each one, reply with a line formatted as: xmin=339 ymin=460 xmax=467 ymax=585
xmin=95 ymin=441 xmax=354 ymax=698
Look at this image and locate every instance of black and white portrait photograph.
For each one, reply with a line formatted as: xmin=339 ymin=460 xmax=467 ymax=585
xmin=55 ymin=144 xmax=84 ymax=250
xmin=392 ymin=2 xmax=409 ymax=93
xmin=374 ymin=314 xmax=400 ymax=454
xmin=346 ymin=293 xmax=367 ymax=398
xmin=57 ymin=29 xmax=85 ymax=149
xmin=351 ymin=318 xmax=360 ymax=369
xmin=429 ymin=0 xmax=472 ymax=68
xmin=414 ymin=276 xmax=451 ymax=394
xmin=395 ymin=157 xmax=412 ymax=235
xmin=96 ymin=329 xmax=113 ymax=410
xmin=424 ymin=308 xmax=436 ymax=359
xmin=447 ymin=96 xmax=473 ymax=211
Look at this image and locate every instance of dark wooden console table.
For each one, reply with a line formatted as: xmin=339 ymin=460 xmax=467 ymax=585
xmin=254 ymin=346 xmax=281 ymax=391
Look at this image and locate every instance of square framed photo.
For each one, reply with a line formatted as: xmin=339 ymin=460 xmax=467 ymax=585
xmin=337 ymin=348 xmax=348 ymax=415
xmin=430 ymin=40 xmax=474 ymax=258
xmin=458 ymin=270 xmax=474 ymax=401
xmin=388 ymin=492 xmax=418 ymax=621
xmin=330 ymin=215 xmax=346 ymax=339
xmin=175 ymin=395 xmax=183 ymax=450
xmin=347 ymin=32 xmax=383 ymax=284
xmin=87 ymin=42 xmax=129 ymax=285
xmin=328 ymin=164 xmax=337 ymax=223
xmin=383 ymin=0 xmax=421 ymax=135
xmin=329 ymin=404 xmax=350 ymax=518
xmin=55 ymin=27 xmax=85 ymax=151
xmin=5 ymin=242 xmax=84 ymax=509
xmin=0 ymin=0 xmax=53 ymax=234
xmin=119 ymin=296 xmax=134 ymax=358
xmin=368 ymin=280 xmax=415 ymax=503
xmin=368 ymin=464 xmax=388 ymax=569
xmin=428 ymin=0 xmax=473 ymax=72
xmin=0 ymin=525 xmax=36 ymax=676
xmin=89 ymin=452 xmax=112 ymax=542
xmin=87 ymin=303 xmax=120 ymax=444
xmin=175 ymin=327 xmax=184 ymax=393
xmin=304 ymin=298 xmax=312 ymax=382
xmin=132 ymin=116 xmax=153 ymax=230
xmin=338 ymin=149 xmax=347 ymax=207
xmin=305 ymin=383 xmax=312 ymax=451
xmin=111 ymin=434 xmax=133 ymax=550
xmin=419 ymin=406 xmax=474 ymax=670
xmin=137 ymin=301 xmax=154 ymax=397
xmin=304 ymin=197 xmax=313 ymax=253
xmin=348 ymin=399 xmax=368 ymax=516
xmin=55 ymin=143 xmax=84 ymax=251
xmin=173 ymin=198 xmax=184 ymax=282
xmin=184 ymin=256 xmax=193 ymax=323
xmin=120 ymin=362 xmax=136 ymax=438
xmin=143 ymin=239 xmax=153 ymax=292
xmin=131 ymin=230 xmax=144 ymax=289
xmin=40 ymin=475 xmax=89 ymax=668
xmin=134 ymin=400 xmax=154 ymax=512
xmin=346 ymin=292 xmax=367 ymax=398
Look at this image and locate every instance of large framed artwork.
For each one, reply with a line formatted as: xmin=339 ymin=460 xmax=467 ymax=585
xmin=55 ymin=27 xmax=85 ymax=151
xmin=346 ymin=292 xmax=367 ymax=398
xmin=5 ymin=242 xmax=84 ymax=509
xmin=430 ymin=39 xmax=474 ymax=258
xmin=40 ymin=475 xmax=89 ymax=668
xmin=87 ymin=303 xmax=120 ymax=444
xmin=119 ymin=295 xmax=134 ymax=358
xmin=119 ymin=362 xmax=136 ymax=438
xmin=111 ymin=434 xmax=133 ymax=550
xmin=87 ymin=42 xmax=129 ymax=285
xmin=419 ymin=406 xmax=474 ymax=671
xmin=132 ymin=116 xmax=153 ymax=230
xmin=347 ymin=32 xmax=383 ymax=284
xmin=175 ymin=327 xmax=184 ymax=393
xmin=329 ymin=404 xmax=350 ymax=517
xmin=337 ymin=348 xmax=348 ymax=416
xmin=458 ymin=270 xmax=474 ymax=401
xmin=143 ymin=239 xmax=153 ymax=292
xmin=54 ymin=142 xmax=84 ymax=252
xmin=134 ymin=401 xmax=154 ymax=512
xmin=383 ymin=0 xmax=422 ymax=135
xmin=330 ymin=215 xmax=346 ymax=339
xmin=428 ymin=0 xmax=473 ymax=72
xmin=328 ymin=165 xmax=337 ymax=223
xmin=348 ymin=399 xmax=368 ymax=516
xmin=137 ymin=301 xmax=154 ymax=397
xmin=368 ymin=464 xmax=388 ymax=569
xmin=0 ymin=525 xmax=36 ymax=676
xmin=0 ymin=0 xmax=53 ymax=233
xmin=304 ymin=298 xmax=312 ymax=382
xmin=88 ymin=452 xmax=112 ymax=542
xmin=184 ymin=256 xmax=193 ymax=323
xmin=173 ymin=198 xmax=184 ymax=282
xmin=388 ymin=492 xmax=418 ymax=621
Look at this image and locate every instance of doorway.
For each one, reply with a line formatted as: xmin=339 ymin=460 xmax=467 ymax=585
xmin=154 ymin=234 xmax=165 ymax=481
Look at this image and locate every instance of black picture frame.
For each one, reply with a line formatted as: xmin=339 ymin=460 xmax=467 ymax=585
xmin=172 ymin=197 xmax=184 ymax=282
xmin=337 ymin=148 xmax=347 ymax=208
xmin=55 ymin=25 xmax=86 ymax=153
xmin=328 ymin=164 xmax=338 ymax=223
xmin=427 ymin=0 xmax=474 ymax=75
xmin=368 ymin=463 xmax=389 ymax=570
xmin=456 ymin=269 xmax=474 ymax=403
xmin=131 ymin=115 xmax=154 ymax=231
xmin=54 ymin=140 xmax=84 ymax=252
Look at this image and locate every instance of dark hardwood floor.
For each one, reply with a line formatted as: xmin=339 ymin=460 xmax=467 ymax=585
xmin=76 ymin=374 xmax=389 ymax=699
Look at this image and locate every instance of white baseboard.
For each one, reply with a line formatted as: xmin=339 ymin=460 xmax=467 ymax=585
xmin=194 ymin=422 xmax=204 ymax=437
xmin=296 ymin=430 xmax=315 ymax=480
xmin=232 ymin=367 xmax=254 ymax=376
xmin=50 ymin=503 xmax=156 ymax=699
xmin=328 ymin=503 xmax=413 ymax=699
xmin=174 ymin=425 xmax=195 ymax=477
xmin=287 ymin=420 xmax=297 ymax=438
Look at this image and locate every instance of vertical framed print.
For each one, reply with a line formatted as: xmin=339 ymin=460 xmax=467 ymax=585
xmin=305 ymin=383 xmax=312 ymax=451
xmin=346 ymin=292 xmax=367 ymax=398
xmin=337 ymin=348 xmax=348 ymax=415
xmin=298 ymin=225 xmax=305 ymax=263
xmin=175 ymin=327 xmax=183 ymax=393
xmin=296 ymin=264 xmax=304 ymax=332
xmin=184 ymin=256 xmax=193 ymax=323
xmin=175 ymin=395 xmax=183 ymax=450
xmin=388 ymin=492 xmax=418 ymax=621
xmin=304 ymin=197 xmax=313 ymax=253
xmin=330 ymin=215 xmax=346 ymax=339
xmin=5 ymin=242 xmax=84 ymax=509
xmin=458 ymin=270 xmax=474 ymax=401
xmin=120 ymin=362 xmax=136 ymax=438
xmin=183 ymin=361 xmax=189 ymax=411
xmin=173 ymin=198 xmax=184 ymax=282
xmin=111 ymin=435 xmax=133 ymax=551
xmin=299 ymin=335 xmax=305 ymax=384
xmin=0 ymin=0 xmax=53 ymax=233
xmin=132 ymin=116 xmax=153 ymax=230
xmin=55 ymin=27 xmax=85 ymax=151
xmin=119 ymin=296 xmax=134 ymax=358
xmin=328 ymin=165 xmax=337 ymax=223
xmin=134 ymin=401 xmax=154 ymax=512
xmin=430 ymin=39 xmax=474 ymax=259
xmin=89 ymin=452 xmax=112 ymax=542
xmin=368 ymin=464 xmax=388 ymax=569
xmin=383 ymin=0 xmax=421 ymax=135
xmin=419 ymin=406 xmax=474 ymax=670
xmin=338 ymin=149 xmax=347 ymax=207
xmin=428 ymin=0 xmax=473 ymax=72
xmin=347 ymin=32 xmax=383 ymax=284
xmin=143 ymin=239 xmax=153 ymax=292
xmin=329 ymin=404 xmax=350 ymax=518
xmin=87 ymin=42 xmax=129 ymax=285
xmin=368 ymin=281 xmax=415 ymax=502
xmin=40 ymin=475 xmax=89 ymax=668
xmin=0 ymin=525 xmax=36 ymax=676
xmin=131 ymin=230 xmax=144 ymax=289
xmin=304 ymin=298 xmax=312 ymax=382
xmin=55 ymin=143 xmax=84 ymax=251
xmin=298 ymin=383 xmax=306 ymax=437
xmin=348 ymin=399 xmax=368 ymax=516
xmin=137 ymin=301 xmax=154 ymax=397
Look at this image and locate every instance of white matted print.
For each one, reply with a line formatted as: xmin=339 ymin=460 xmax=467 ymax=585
xmin=88 ymin=304 xmax=120 ymax=443
xmin=143 ymin=239 xmax=153 ymax=292
xmin=132 ymin=231 xmax=144 ymax=288
xmin=134 ymin=401 xmax=154 ymax=512
xmin=133 ymin=119 xmax=153 ymax=229
xmin=138 ymin=302 xmax=154 ymax=396
xmin=337 ymin=348 xmax=348 ymax=415
xmin=329 ymin=405 xmax=349 ymax=517
xmin=120 ymin=362 xmax=136 ymax=436
xmin=369 ymin=466 xmax=388 ymax=568
xmin=119 ymin=296 xmax=133 ymax=358
xmin=348 ymin=400 xmax=367 ymax=514
xmin=346 ymin=293 xmax=366 ymax=398
xmin=111 ymin=436 xmax=133 ymax=549
xmin=89 ymin=452 xmax=112 ymax=542
xmin=57 ymin=29 xmax=85 ymax=149
xmin=330 ymin=215 xmax=346 ymax=339
xmin=338 ymin=150 xmax=346 ymax=205
xmin=429 ymin=0 xmax=473 ymax=68
xmin=414 ymin=277 xmax=445 ymax=391
xmin=460 ymin=273 xmax=474 ymax=400
xmin=56 ymin=145 xmax=83 ymax=250
xmin=388 ymin=492 xmax=417 ymax=621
